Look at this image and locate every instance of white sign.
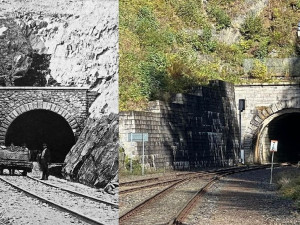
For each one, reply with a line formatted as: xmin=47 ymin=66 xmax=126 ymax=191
xmin=127 ymin=133 xmax=148 ymax=142
xmin=127 ymin=133 xmax=148 ymax=175
xmin=270 ymin=140 xmax=278 ymax=152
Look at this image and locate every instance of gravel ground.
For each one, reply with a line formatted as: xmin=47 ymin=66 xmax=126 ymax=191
xmin=30 ymin=163 xmax=118 ymax=203
xmin=2 ymin=176 xmax=117 ymax=224
xmin=185 ymin=167 xmax=300 ymax=225
xmin=30 ymin=162 xmax=118 ymax=205
xmin=120 ymin=185 xmax=170 ymax=216
xmin=0 ymin=164 xmax=118 ymax=225
xmin=0 ymin=181 xmax=89 ymax=225
xmin=121 ymin=176 xmax=213 ymax=224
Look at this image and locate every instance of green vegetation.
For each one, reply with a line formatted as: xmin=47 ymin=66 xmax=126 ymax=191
xmin=240 ymin=14 xmax=263 ymax=40
xmin=275 ymin=169 xmax=300 ymax=209
xmin=119 ymin=152 xmax=166 ymax=176
xmin=208 ymin=4 xmax=231 ymax=30
xmin=120 ymin=0 xmax=300 ymax=110
xmin=249 ymin=59 xmax=271 ymax=81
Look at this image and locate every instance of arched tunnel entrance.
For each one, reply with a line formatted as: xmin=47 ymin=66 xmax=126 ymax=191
xmin=258 ymin=112 xmax=300 ymax=163
xmin=5 ymin=109 xmax=75 ymax=163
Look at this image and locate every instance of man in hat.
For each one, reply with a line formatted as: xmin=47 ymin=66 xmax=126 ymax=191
xmin=40 ymin=143 xmax=51 ymax=180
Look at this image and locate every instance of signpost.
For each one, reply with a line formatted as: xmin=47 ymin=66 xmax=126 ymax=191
xmin=128 ymin=133 xmax=148 ymax=175
xmin=269 ymin=140 xmax=278 ymax=184
xmin=239 ymin=99 xmax=245 ymax=164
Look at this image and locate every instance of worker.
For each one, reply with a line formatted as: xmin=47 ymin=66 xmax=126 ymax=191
xmin=9 ymin=143 xmax=15 ymax=175
xmin=39 ymin=143 xmax=51 ymax=180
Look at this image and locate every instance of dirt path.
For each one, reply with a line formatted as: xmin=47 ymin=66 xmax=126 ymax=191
xmin=185 ymin=167 xmax=300 ymax=225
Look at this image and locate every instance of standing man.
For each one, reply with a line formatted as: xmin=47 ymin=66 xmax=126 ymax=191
xmin=40 ymin=143 xmax=51 ymax=180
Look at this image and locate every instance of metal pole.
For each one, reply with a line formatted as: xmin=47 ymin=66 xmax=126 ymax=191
xmin=130 ymin=157 xmax=132 ymax=173
xmin=270 ymin=151 xmax=274 ymax=184
xmin=142 ymin=134 xmax=145 ymax=176
xmin=239 ymin=110 xmax=243 ymax=164
xmin=130 ymin=133 xmax=133 ymax=173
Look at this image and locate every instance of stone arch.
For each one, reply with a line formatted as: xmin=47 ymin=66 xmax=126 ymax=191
xmin=0 ymin=100 xmax=80 ymax=142
xmin=243 ymin=97 xmax=300 ymax=163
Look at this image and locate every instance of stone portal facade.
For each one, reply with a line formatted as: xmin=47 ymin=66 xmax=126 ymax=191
xmin=120 ymin=81 xmax=240 ymax=169
xmin=0 ymin=87 xmax=98 ymax=144
xmin=120 ymin=81 xmax=300 ymax=168
xmin=235 ymin=83 xmax=300 ymax=163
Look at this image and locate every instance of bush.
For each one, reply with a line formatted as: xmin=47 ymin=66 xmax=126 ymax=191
xmin=135 ymin=7 xmax=158 ymax=40
xmin=124 ymin=155 xmax=142 ymax=174
xmin=240 ymin=14 xmax=263 ymax=40
xmin=190 ymin=26 xmax=217 ymax=53
xmin=275 ymin=170 xmax=300 ymax=209
xmin=249 ymin=59 xmax=270 ymax=81
xmin=239 ymin=39 xmax=254 ymax=51
xmin=172 ymin=0 xmax=204 ymax=27
xmin=253 ymin=37 xmax=270 ymax=59
xmin=209 ymin=5 xmax=231 ymax=30
xmin=137 ymin=52 xmax=168 ymax=100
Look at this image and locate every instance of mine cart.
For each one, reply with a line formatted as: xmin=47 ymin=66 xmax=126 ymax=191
xmin=0 ymin=145 xmax=33 ymax=176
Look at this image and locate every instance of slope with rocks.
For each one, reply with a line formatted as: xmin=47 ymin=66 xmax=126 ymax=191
xmin=120 ymin=0 xmax=300 ymax=110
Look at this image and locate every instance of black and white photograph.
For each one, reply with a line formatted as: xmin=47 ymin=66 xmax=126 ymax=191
xmin=0 ymin=0 xmax=118 ymax=224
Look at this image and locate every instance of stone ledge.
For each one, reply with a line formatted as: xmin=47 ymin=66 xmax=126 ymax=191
xmin=0 ymin=87 xmax=89 ymax=90
xmin=235 ymin=82 xmax=300 ymax=87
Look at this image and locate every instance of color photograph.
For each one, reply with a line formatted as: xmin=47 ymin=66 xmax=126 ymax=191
xmin=119 ymin=0 xmax=300 ymax=224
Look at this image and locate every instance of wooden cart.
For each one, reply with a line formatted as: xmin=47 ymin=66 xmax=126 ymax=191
xmin=0 ymin=145 xmax=33 ymax=176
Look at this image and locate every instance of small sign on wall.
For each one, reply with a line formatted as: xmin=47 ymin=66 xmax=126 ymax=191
xmin=270 ymin=140 xmax=278 ymax=152
xmin=269 ymin=139 xmax=278 ymax=184
xmin=127 ymin=133 xmax=148 ymax=142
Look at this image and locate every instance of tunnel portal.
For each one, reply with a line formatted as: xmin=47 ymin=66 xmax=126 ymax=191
xmin=5 ymin=109 xmax=75 ymax=163
xmin=259 ymin=112 xmax=300 ymax=163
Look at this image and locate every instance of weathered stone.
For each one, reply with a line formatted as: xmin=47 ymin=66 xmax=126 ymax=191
xmin=120 ymin=81 xmax=240 ymax=169
xmin=63 ymin=114 xmax=118 ymax=188
xmin=0 ymin=88 xmax=92 ymax=147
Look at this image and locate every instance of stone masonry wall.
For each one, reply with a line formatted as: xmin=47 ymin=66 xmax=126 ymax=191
xmin=243 ymin=58 xmax=300 ymax=77
xmin=0 ymin=87 xmax=89 ymax=144
xmin=234 ymin=83 xmax=300 ymax=162
xmin=120 ymin=80 xmax=240 ymax=170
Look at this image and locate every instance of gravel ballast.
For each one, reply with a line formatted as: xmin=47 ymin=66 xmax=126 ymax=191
xmin=185 ymin=167 xmax=300 ymax=225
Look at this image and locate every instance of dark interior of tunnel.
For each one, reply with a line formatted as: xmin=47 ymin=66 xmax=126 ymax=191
xmin=5 ymin=109 xmax=75 ymax=163
xmin=267 ymin=113 xmax=300 ymax=163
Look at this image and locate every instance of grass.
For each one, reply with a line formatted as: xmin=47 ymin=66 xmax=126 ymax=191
xmin=119 ymin=0 xmax=300 ymax=111
xmin=274 ymin=169 xmax=300 ymax=209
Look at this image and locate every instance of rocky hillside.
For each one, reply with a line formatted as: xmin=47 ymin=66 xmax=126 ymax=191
xmin=120 ymin=0 xmax=300 ymax=110
xmin=0 ymin=0 xmax=118 ymax=188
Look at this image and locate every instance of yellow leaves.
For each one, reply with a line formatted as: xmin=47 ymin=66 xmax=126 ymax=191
xmin=249 ymin=59 xmax=271 ymax=81
xmin=166 ymin=54 xmax=190 ymax=79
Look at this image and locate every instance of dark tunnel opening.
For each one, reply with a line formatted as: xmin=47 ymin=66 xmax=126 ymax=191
xmin=5 ymin=109 xmax=75 ymax=163
xmin=267 ymin=113 xmax=300 ymax=163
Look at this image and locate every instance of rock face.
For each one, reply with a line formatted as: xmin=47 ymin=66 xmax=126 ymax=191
xmin=63 ymin=114 xmax=118 ymax=188
xmin=0 ymin=0 xmax=119 ymax=188
xmin=60 ymin=1 xmax=119 ymax=188
xmin=0 ymin=18 xmax=33 ymax=86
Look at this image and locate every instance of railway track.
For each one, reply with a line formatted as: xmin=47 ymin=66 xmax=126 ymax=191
xmin=120 ymin=165 xmax=271 ymax=225
xmin=0 ymin=175 xmax=118 ymax=225
xmin=120 ymin=171 xmax=201 ymax=187
xmin=119 ymin=166 xmax=253 ymax=195
xmin=27 ymin=175 xmax=118 ymax=208
xmin=120 ymin=166 xmax=254 ymax=189
xmin=120 ymin=172 xmax=211 ymax=195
